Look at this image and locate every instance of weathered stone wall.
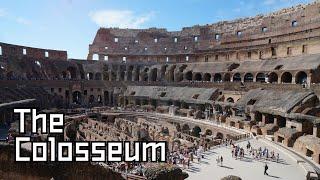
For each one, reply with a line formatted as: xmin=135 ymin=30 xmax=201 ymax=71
xmin=0 ymin=143 xmax=124 ymax=180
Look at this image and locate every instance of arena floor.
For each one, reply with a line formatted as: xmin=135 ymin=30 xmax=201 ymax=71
xmin=186 ymin=139 xmax=306 ymax=180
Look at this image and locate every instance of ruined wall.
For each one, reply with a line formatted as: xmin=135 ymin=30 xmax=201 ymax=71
xmin=0 ymin=143 xmax=124 ymax=180
xmin=0 ymin=42 xmax=67 ymax=60
xmin=88 ymin=1 xmax=320 ymax=63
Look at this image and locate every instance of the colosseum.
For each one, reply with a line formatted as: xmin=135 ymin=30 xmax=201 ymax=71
xmin=2 ymin=1 xmax=320 ymax=180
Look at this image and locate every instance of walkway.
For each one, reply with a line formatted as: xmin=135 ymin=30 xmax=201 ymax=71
xmin=186 ymin=138 xmax=306 ymax=180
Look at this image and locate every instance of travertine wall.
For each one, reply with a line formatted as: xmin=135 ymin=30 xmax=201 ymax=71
xmin=88 ymin=1 xmax=320 ymax=63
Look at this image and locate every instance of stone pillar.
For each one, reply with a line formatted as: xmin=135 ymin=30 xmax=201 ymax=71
xmin=313 ymin=125 xmax=320 ymax=138
xmin=108 ymin=70 xmax=112 ymax=81
xmin=124 ymin=71 xmax=128 ymax=81
xmin=261 ymin=114 xmax=266 ymax=126
xmin=307 ymin=72 xmax=312 ymax=87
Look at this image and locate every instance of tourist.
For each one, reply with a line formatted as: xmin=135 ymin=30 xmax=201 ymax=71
xmin=216 ymin=156 xmax=220 ymax=165
xmin=264 ymin=163 xmax=269 ymax=175
xmin=220 ymin=156 xmax=223 ymax=166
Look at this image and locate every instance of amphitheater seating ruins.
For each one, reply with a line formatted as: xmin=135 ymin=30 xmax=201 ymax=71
xmin=2 ymin=1 xmax=320 ymax=179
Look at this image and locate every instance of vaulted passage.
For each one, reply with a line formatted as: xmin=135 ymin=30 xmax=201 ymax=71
xmin=256 ymin=73 xmax=266 ymax=82
xmin=185 ymin=71 xmax=192 ymax=81
xmin=281 ymin=72 xmax=293 ymax=83
xmin=268 ymin=72 xmax=278 ymax=83
xmin=233 ymin=73 xmax=241 ymax=82
xmin=72 ymin=91 xmax=81 ymax=105
xmin=150 ymin=68 xmax=158 ymax=81
xmin=295 ymin=71 xmax=307 ymax=84
xmin=214 ymin=73 xmax=222 ymax=82
xmin=193 ymin=73 xmax=202 ymax=81
xmin=244 ymin=73 xmax=253 ymax=82
xmin=203 ymin=73 xmax=211 ymax=81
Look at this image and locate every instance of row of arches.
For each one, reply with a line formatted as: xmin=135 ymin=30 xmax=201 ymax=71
xmin=78 ymin=61 xmax=309 ymax=85
xmin=71 ymin=91 xmax=114 ymax=106
xmin=180 ymin=124 xmax=224 ymax=139
xmin=181 ymin=71 xmax=307 ymax=84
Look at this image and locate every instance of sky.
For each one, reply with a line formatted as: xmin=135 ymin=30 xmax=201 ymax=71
xmin=0 ymin=0 xmax=313 ymax=59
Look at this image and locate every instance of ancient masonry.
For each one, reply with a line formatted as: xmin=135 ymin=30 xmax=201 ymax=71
xmin=2 ymin=1 xmax=320 ymax=176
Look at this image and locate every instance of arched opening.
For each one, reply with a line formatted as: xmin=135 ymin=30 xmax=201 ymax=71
xmin=104 ymin=91 xmax=109 ymax=105
xmin=192 ymin=126 xmax=202 ymax=137
xmin=89 ymin=95 xmax=95 ymax=104
xmin=185 ymin=71 xmax=192 ymax=81
xmin=182 ymin=124 xmax=190 ymax=134
xmin=160 ymin=65 xmax=168 ymax=80
xmin=150 ymin=68 xmax=158 ymax=81
xmin=268 ymin=72 xmax=278 ymax=83
xmin=103 ymin=72 xmax=109 ymax=81
xmin=281 ymin=72 xmax=293 ymax=83
xmin=205 ymin=129 xmax=213 ymax=136
xmin=127 ymin=66 xmax=134 ymax=81
xmin=62 ymin=71 xmax=70 ymax=79
xmin=97 ymin=95 xmax=102 ymax=104
xmin=224 ymin=73 xmax=231 ymax=82
xmin=203 ymin=73 xmax=211 ymax=81
xmin=72 ymin=91 xmax=81 ymax=105
xmin=295 ymin=71 xmax=307 ymax=84
xmin=67 ymin=67 xmax=77 ymax=79
xmin=111 ymin=71 xmax=117 ymax=81
xmin=214 ymin=73 xmax=222 ymax=82
xmin=120 ymin=71 xmax=125 ymax=81
xmin=226 ymin=97 xmax=234 ymax=103
xmin=133 ymin=67 xmax=140 ymax=81
xmin=216 ymin=132 xmax=224 ymax=139
xmin=87 ymin=72 xmax=94 ymax=80
xmin=95 ymin=73 xmax=102 ymax=80
xmin=244 ymin=73 xmax=253 ymax=82
xmin=256 ymin=73 xmax=266 ymax=83
xmin=168 ymin=65 xmax=176 ymax=82
xmin=233 ymin=73 xmax=241 ymax=82
xmin=193 ymin=73 xmax=202 ymax=81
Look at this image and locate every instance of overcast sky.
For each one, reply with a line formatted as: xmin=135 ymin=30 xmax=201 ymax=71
xmin=0 ymin=0 xmax=312 ymax=59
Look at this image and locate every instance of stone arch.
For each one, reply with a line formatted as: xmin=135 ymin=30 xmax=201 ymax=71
xmin=233 ymin=73 xmax=241 ymax=82
xmin=104 ymin=91 xmax=109 ymax=105
xmin=224 ymin=73 xmax=231 ymax=82
xmin=167 ymin=65 xmax=176 ymax=82
xmin=244 ymin=73 xmax=253 ymax=82
xmin=182 ymin=124 xmax=190 ymax=133
xmin=185 ymin=71 xmax=193 ymax=81
xmin=256 ymin=73 xmax=266 ymax=82
xmin=295 ymin=71 xmax=307 ymax=84
xmin=150 ymin=68 xmax=158 ymax=81
xmin=127 ymin=66 xmax=134 ymax=81
xmin=62 ymin=71 xmax=70 ymax=79
xmin=268 ymin=72 xmax=278 ymax=83
xmin=192 ymin=126 xmax=202 ymax=137
xmin=87 ymin=72 xmax=94 ymax=80
xmin=205 ymin=129 xmax=213 ymax=136
xmin=216 ymin=132 xmax=224 ymax=139
xmin=203 ymin=73 xmax=211 ymax=81
xmin=160 ymin=65 xmax=168 ymax=80
xmin=97 ymin=95 xmax=102 ymax=104
xmin=133 ymin=67 xmax=140 ymax=81
xmin=72 ymin=91 xmax=81 ymax=105
xmin=95 ymin=72 xmax=102 ymax=80
xmin=281 ymin=72 xmax=293 ymax=83
xmin=89 ymin=95 xmax=95 ymax=104
xmin=193 ymin=73 xmax=202 ymax=81
xmin=111 ymin=71 xmax=117 ymax=81
xmin=214 ymin=73 xmax=222 ymax=82
xmin=226 ymin=97 xmax=234 ymax=103
xmin=67 ymin=66 xmax=77 ymax=79
xmin=120 ymin=71 xmax=125 ymax=81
